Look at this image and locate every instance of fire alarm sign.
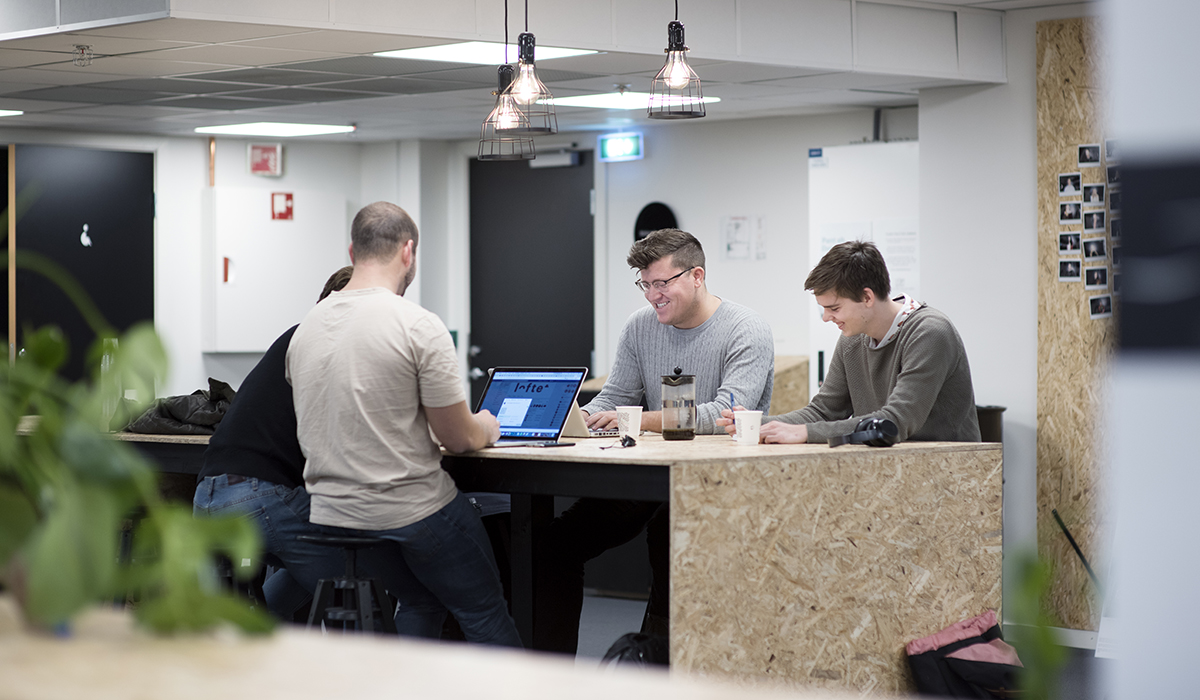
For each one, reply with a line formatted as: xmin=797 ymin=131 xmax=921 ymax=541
xmin=271 ymin=192 xmax=293 ymax=220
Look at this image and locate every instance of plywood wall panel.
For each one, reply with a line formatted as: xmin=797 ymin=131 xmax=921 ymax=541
xmin=1035 ymin=17 xmax=1111 ymax=631
xmin=671 ymin=444 xmax=1002 ymax=695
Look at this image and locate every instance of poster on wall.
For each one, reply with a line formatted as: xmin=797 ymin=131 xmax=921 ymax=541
xmin=720 ymin=215 xmax=767 ymax=261
xmin=248 ymin=143 xmax=284 ymax=177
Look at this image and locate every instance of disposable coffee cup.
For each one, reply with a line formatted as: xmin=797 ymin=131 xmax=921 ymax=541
xmin=734 ymin=410 xmax=763 ymax=446
xmin=615 ymin=406 xmax=643 ymax=440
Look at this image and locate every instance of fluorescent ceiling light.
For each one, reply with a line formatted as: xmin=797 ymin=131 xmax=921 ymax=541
xmin=194 ymin=122 xmax=356 ymax=137
xmin=0 ymin=109 xmax=23 ymax=117
xmin=544 ymin=92 xmax=721 ymax=110
xmin=375 ymin=41 xmax=595 ymax=64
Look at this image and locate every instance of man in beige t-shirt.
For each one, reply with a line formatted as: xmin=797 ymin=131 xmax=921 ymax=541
xmin=287 ymin=201 xmax=520 ymax=647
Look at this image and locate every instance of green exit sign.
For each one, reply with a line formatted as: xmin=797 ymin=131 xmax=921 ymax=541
xmin=598 ymin=132 xmax=644 ymax=162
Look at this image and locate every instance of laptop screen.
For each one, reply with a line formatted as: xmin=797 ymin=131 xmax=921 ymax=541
xmin=475 ymin=368 xmax=588 ymax=440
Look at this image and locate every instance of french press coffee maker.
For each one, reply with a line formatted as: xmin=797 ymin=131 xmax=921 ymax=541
xmin=661 ymin=367 xmax=696 ymax=441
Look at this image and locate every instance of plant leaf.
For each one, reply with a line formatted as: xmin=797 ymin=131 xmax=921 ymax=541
xmin=22 ymin=482 xmax=132 ymax=625
xmin=0 ymin=481 xmax=38 ymax=572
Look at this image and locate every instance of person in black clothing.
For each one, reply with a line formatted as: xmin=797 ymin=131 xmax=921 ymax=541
xmin=193 ymin=266 xmax=352 ymax=618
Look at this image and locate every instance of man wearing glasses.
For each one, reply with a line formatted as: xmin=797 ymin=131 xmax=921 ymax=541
xmin=536 ymin=227 xmax=773 ymax=655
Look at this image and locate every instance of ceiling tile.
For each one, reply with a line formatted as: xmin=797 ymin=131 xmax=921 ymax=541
xmin=2 ymin=86 xmax=172 ymax=105
xmin=231 ymin=30 xmax=440 ymax=54
xmin=0 ymin=81 xmax=53 ymax=95
xmin=0 ymin=96 xmax=91 ymax=111
xmin=0 ymin=33 xmax=197 ymax=53
xmin=284 ymin=56 xmax=466 ymax=76
xmin=314 ymin=76 xmax=488 ymax=94
xmin=132 ymin=44 xmax=341 ymax=66
xmin=0 ymin=49 xmax=75 ymax=69
xmin=79 ymin=18 xmax=312 ymax=43
xmin=33 ymin=55 xmax=237 ymax=77
xmin=539 ymin=52 xmax=664 ymax=76
xmin=182 ymin=67 xmax=353 ymax=86
xmin=227 ymin=86 xmax=384 ymax=102
xmin=88 ymin=77 xmax=256 ymax=94
xmin=150 ymin=95 xmax=300 ymax=110
xmin=0 ymin=67 xmax=131 ymax=86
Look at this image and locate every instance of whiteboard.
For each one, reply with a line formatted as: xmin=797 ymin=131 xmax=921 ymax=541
xmin=807 ymin=142 xmax=920 ymax=401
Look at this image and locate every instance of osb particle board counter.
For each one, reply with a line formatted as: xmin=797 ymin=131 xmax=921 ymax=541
xmin=445 ymin=435 xmax=1002 ymax=695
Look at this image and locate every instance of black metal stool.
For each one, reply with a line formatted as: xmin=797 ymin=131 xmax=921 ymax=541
xmin=298 ymin=534 xmax=397 ymax=634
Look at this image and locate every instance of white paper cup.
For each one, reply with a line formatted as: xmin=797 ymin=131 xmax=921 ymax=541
xmin=734 ymin=410 xmax=762 ymax=445
xmin=615 ymin=406 xmax=643 ymax=439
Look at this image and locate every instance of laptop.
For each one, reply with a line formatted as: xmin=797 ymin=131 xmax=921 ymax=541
xmin=474 ymin=367 xmax=589 ymax=447
xmin=562 ymin=400 xmax=620 ymax=438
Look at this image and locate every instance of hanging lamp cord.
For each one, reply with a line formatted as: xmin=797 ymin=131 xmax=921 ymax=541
xmin=504 ymin=0 xmax=509 ymax=62
xmin=525 ymin=0 xmax=529 ymax=32
xmin=675 ymin=0 xmax=679 ymax=21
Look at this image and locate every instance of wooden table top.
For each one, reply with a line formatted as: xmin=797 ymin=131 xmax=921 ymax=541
xmin=18 ymin=416 xmax=999 ymax=464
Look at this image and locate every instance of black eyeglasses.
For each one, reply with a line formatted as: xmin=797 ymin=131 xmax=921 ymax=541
xmin=634 ymin=267 xmax=695 ymax=293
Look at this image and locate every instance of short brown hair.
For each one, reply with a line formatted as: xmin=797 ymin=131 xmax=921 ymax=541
xmin=318 ymin=266 xmax=353 ymax=302
xmin=804 ymin=240 xmax=891 ymax=302
xmin=351 ymin=201 xmax=419 ymax=263
xmin=626 ymin=228 xmax=705 ymax=271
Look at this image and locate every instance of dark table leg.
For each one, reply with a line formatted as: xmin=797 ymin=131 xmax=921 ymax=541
xmin=509 ymin=492 xmax=554 ymax=649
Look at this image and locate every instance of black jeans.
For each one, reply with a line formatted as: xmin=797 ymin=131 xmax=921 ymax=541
xmin=533 ymin=498 xmax=669 ymax=654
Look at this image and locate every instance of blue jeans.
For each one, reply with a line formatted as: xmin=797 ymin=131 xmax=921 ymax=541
xmin=193 ymin=475 xmax=344 ymax=618
xmin=321 ymin=492 xmax=522 ymax=648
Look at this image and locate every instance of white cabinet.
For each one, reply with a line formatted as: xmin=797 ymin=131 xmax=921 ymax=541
xmin=202 ymin=187 xmax=349 ymax=352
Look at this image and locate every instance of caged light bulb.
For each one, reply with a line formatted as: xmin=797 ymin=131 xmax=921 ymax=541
xmin=495 ymin=97 xmax=523 ymax=130
xmin=662 ymin=50 xmax=692 ymax=90
xmin=510 ymin=63 xmax=541 ymax=105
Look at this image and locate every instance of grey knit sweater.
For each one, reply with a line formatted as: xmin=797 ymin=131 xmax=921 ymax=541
xmin=582 ymin=300 xmax=774 ymax=434
xmin=771 ymin=304 xmax=981 ymax=443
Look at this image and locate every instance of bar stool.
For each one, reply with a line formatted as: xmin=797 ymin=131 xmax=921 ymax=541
xmin=298 ymin=534 xmax=396 ymax=634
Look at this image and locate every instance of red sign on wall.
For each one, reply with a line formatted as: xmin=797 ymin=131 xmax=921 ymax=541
xmin=271 ymin=192 xmax=293 ymax=220
xmin=249 ymin=143 xmax=283 ymax=176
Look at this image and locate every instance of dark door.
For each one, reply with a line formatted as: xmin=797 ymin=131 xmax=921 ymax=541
xmin=15 ymin=145 xmax=155 ymax=382
xmin=468 ymin=152 xmax=594 ymax=406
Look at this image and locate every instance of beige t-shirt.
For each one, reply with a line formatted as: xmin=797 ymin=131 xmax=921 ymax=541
xmin=286 ymin=287 xmax=464 ymax=530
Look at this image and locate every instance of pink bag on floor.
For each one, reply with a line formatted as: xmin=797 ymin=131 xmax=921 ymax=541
xmin=906 ymin=610 xmax=1023 ymax=698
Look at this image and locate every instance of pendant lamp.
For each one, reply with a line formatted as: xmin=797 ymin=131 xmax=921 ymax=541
xmin=495 ymin=0 xmax=557 ymax=135
xmin=479 ymin=64 xmax=536 ymax=160
xmin=648 ymin=1 xmax=705 ymax=119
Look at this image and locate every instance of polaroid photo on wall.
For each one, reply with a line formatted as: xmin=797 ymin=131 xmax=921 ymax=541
xmin=1105 ymin=139 xmax=1118 ymax=162
xmin=1059 ymin=259 xmax=1082 ymax=282
xmin=1107 ymin=165 xmax=1120 ymax=185
xmin=1110 ymin=217 xmax=1122 ymax=240
xmin=1109 ymin=190 xmax=1122 ymax=214
xmin=1113 ymin=272 xmax=1121 ymax=296
xmin=1083 ymin=210 xmax=1106 ymax=233
xmin=1089 ymin=294 xmax=1113 ymax=319
xmin=1084 ymin=266 xmax=1108 ymax=290
xmin=1111 ymin=244 xmax=1121 ymax=268
xmin=1059 ymin=172 xmax=1082 ymax=197
xmin=1060 ymin=201 xmax=1082 ymax=224
xmin=1079 ymin=144 xmax=1102 ymax=167
xmin=1083 ymin=183 xmax=1106 ymax=207
xmin=1084 ymin=237 xmax=1108 ymax=260
xmin=1060 ymin=232 xmax=1081 ymax=254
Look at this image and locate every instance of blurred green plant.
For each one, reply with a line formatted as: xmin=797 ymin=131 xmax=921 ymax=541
xmin=1009 ymin=549 xmax=1070 ymax=700
xmin=0 ymin=228 xmax=272 ymax=634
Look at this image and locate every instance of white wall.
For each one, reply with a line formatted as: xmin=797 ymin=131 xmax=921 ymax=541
xmin=198 ymin=137 xmax=361 ymax=392
xmin=918 ymin=2 xmax=1096 ymax=620
xmin=586 ymin=111 xmax=881 ymax=375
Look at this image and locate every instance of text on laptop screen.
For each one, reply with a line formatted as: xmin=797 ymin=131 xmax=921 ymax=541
xmin=478 ymin=370 xmax=587 ymax=439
